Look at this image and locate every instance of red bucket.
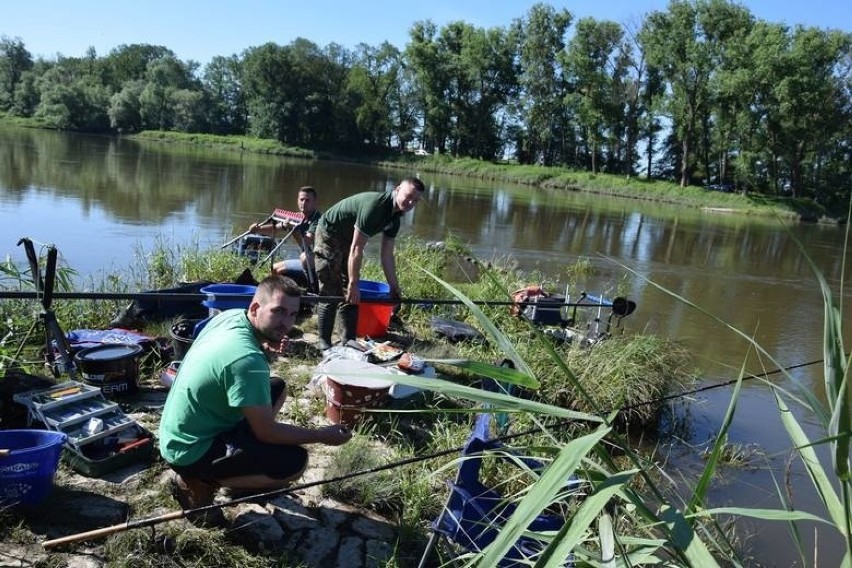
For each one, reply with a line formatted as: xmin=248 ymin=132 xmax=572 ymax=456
xmin=356 ymin=302 xmax=395 ymax=338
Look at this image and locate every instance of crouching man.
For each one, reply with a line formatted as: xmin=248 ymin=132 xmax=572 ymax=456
xmin=158 ymin=275 xmax=351 ymax=521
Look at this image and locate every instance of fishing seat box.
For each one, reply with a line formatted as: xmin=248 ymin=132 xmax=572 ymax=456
xmin=520 ymin=295 xmax=568 ymax=326
xmin=13 ymin=381 xmax=154 ymax=477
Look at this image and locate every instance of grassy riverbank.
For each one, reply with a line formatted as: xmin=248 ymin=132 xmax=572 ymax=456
xmin=0 ymin=238 xmax=700 ymax=565
xmin=1 ymin=229 xmax=849 ymax=565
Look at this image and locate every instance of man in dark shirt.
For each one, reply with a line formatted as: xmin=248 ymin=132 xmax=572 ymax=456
xmin=313 ymin=177 xmax=425 ymax=350
xmin=249 ymin=186 xmax=321 ymax=289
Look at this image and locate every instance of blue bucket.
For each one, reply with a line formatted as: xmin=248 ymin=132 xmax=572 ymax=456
xmin=200 ymin=284 xmax=257 ymax=312
xmin=0 ymin=429 xmax=67 ymax=507
xmin=359 ymin=280 xmax=390 ymax=299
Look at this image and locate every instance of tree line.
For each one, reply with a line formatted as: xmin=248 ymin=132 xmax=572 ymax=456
xmin=1 ymin=0 xmax=849 ymax=209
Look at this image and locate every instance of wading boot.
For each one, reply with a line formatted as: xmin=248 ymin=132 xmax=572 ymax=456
xmin=340 ymin=303 xmax=359 ymax=344
xmin=316 ymin=303 xmax=337 ymax=351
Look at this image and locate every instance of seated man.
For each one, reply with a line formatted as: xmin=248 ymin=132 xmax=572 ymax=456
xmin=158 ymin=275 xmax=351 ymax=520
xmin=249 ymin=186 xmax=321 ymax=291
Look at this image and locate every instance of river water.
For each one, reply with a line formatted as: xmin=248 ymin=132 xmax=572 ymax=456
xmin=1 ymin=126 xmax=849 ymax=565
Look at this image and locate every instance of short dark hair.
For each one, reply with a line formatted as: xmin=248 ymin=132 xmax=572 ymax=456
xmin=298 ymin=186 xmax=317 ymax=198
xmin=400 ymin=177 xmax=425 ymax=192
xmin=256 ymin=274 xmax=301 ymax=302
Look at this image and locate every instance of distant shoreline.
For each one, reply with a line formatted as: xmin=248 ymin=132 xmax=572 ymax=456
xmin=0 ymin=118 xmax=836 ymax=223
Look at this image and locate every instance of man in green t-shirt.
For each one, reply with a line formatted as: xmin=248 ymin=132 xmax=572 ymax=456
xmin=313 ymin=177 xmax=425 ymax=350
xmin=159 ymin=275 xmax=351 ymax=522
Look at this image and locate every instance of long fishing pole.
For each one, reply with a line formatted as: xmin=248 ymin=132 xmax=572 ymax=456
xmin=0 ymin=290 xmax=621 ymax=310
xmin=42 ymin=443 xmax=462 ymax=549
xmin=40 ymin=358 xmax=823 ymax=549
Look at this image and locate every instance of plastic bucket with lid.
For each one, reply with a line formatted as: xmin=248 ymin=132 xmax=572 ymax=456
xmin=357 ymin=280 xmax=394 ymax=338
xmin=0 ymin=429 xmax=67 ymax=507
xmin=74 ymin=343 xmax=143 ymax=397
xmin=321 ymin=360 xmax=393 ymax=426
xmin=200 ymin=284 xmax=257 ymax=316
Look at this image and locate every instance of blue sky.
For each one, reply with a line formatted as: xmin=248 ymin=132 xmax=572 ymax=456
xmin=3 ymin=0 xmax=850 ymax=66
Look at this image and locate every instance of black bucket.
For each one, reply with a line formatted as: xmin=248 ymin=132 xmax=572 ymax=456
xmin=169 ymin=320 xmax=199 ymax=361
xmin=74 ymin=344 xmax=143 ymax=398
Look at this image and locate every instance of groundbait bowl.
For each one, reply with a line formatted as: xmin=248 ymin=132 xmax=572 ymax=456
xmin=0 ymin=429 xmax=67 ymax=507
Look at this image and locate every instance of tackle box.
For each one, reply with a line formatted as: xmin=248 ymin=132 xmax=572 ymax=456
xmin=13 ymin=380 xmax=154 ymax=477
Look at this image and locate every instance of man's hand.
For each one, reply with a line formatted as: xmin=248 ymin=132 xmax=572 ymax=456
xmin=263 ymin=337 xmax=289 ymax=356
xmin=345 ymin=282 xmax=361 ymax=304
xmin=319 ymin=424 xmax=352 ymax=446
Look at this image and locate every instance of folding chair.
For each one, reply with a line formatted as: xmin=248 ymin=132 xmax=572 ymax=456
xmin=418 ymin=413 xmax=577 ymax=568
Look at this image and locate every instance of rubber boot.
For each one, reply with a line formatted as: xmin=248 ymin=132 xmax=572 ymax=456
xmin=316 ymin=303 xmax=337 ymax=351
xmin=340 ymin=303 xmax=359 ymax=343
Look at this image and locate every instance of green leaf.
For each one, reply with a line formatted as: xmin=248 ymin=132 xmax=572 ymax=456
xmin=773 ymin=390 xmax=846 ymax=531
xmin=691 ymin=507 xmax=831 ymax=525
xmin=476 ymin=427 xmax=612 ymax=567
xmin=429 ymin=358 xmax=540 ymax=390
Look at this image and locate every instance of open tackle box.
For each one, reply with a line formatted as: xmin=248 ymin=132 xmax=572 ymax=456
xmin=13 ymin=380 xmax=154 ymax=476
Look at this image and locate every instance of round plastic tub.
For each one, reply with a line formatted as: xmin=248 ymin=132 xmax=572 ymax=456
xmin=74 ymin=343 xmax=143 ymax=397
xmin=0 ymin=429 xmax=67 ymax=507
xmin=200 ymin=284 xmax=257 ymax=313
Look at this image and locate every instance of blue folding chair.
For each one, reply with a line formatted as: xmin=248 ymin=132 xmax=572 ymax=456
xmin=418 ymin=413 xmax=577 ymax=567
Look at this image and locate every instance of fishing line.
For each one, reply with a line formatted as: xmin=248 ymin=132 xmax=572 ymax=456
xmin=0 ymin=289 xmax=617 ymax=309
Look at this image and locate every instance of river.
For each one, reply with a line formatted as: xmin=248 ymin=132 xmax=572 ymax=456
xmin=1 ymin=126 xmax=849 ymax=565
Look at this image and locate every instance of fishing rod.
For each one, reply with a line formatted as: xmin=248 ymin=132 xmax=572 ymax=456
xmin=0 ymin=290 xmax=632 ymax=312
xmin=42 ymin=442 xmax=462 ymax=549
xmin=40 ymin=357 xmax=823 ymax=549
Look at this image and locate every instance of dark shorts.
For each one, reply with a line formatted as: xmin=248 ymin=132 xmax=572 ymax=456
xmin=169 ymin=377 xmax=308 ymax=483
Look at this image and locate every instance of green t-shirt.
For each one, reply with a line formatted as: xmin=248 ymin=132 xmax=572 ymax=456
xmin=303 ymin=209 xmax=321 ymax=235
xmin=317 ymin=191 xmax=401 ymax=243
xmin=158 ymin=309 xmax=271 ymax=466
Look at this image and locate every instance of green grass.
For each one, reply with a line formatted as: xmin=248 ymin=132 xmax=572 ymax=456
xmin=131 ymin=130 xmax=317 ymax=159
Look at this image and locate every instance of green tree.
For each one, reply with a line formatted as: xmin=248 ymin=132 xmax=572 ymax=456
xmin=171 ymin=89 xmax=208 ymax=132
xmin=101 ymin=44 xmax=176 ymax=90
xmin=406 ymin=20 xmax=453 ymax=153
xmin=203 ymin=55 xmax=246 ymax=134
xmin=445 ymin=23 xmax=518 ymax=159
xmin=771 ymin=27 xmax=850 ymax=199
xmin=347 ymin=42 xmax=401 ymax=148
xmin=640 ymin=0 xmax=715 ymax=187
xmin=242 ymin=42 xmax=291 ymax=140
xmin=388 ymin=60 xmax=419 ymax=152
xmin=512 ymin=3 xmax=573 ymax=165
xmin=11 ymin=69 xmax=39 ymax=116
xmin=563 ymin=18 xmax=625 ymax=174
xmin=139 ymin=55 xmax=195 ymax=130
xmin=33 ymin=63 xmax=109 ymax=131
xmin=0 ymin=36 xmax=33 ymax=111
xmin=108 ymin=80 xmax=143 ymax=132
xmin=242 ymin=39 xmax=352 ymax=147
